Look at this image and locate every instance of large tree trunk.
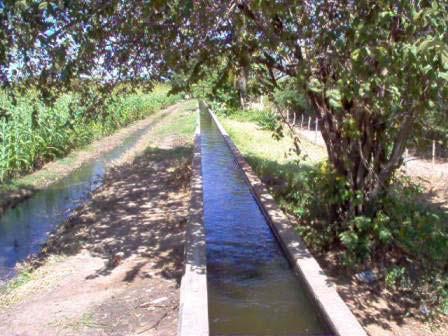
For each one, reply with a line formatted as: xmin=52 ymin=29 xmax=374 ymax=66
xmin=307 ymin=92 xmax=411 ymax=222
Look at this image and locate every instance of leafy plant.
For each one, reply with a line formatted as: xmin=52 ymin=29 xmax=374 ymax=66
xmin=385 ymin=266 xmax=407 ymax=289
xmin=255 ymin=110 xmax=278 ymax=131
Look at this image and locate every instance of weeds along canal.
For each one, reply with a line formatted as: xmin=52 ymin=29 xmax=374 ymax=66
xmin=0 ymin=122 xmax=155 ymax=282
xmin=200 ymin=108 xmax=332 ymax=335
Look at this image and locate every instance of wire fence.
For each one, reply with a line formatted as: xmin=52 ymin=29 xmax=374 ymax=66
xmin=282 ymin=110 xmax=448 ymax=166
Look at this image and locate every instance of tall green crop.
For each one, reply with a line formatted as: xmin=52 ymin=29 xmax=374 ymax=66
xmin=0 ymin=84 xmax=180 ymax=182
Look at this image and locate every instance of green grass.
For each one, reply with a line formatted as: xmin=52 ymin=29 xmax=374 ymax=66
xmin=152 ymin=100 xmax=197 ymax=139
xmin=221 ymin=117 xmax=326 ymax=172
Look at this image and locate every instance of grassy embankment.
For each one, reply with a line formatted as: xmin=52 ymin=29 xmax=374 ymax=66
xmin=0 ymin=84 xmax=181 ymax=212
xmin=219 ymin=107 xmax=448 ymax=321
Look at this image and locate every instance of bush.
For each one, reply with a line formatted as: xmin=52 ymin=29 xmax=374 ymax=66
xmin=255 ymin=110 xmax=279 ymax=131
xmin=272 ymin=160 xmax=448 ymax=314
xmin=280 ymin=162 xmax=448 ymax=265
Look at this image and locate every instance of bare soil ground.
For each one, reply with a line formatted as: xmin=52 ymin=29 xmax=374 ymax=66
xmin=403 ymin=157 xmax=448 ymax=209
xmin=313 ymin=252 xmax=448 ymax=336
xmin=0 ymin=103 xmax=195 ymax=336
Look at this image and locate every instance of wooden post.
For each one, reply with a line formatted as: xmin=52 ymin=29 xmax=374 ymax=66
xmin=433 ymin=140 xmax=436 ymax=167
xmin=308 ymin=116 xmax=311 ymax=130
xmin=293 ymin=112 xmax=296 ymax=125
xmin=301 ymin=114 xmax=304 ymax=128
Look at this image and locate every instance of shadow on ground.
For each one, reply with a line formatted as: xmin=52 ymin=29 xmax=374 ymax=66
xmin=38 ymin=145 xmax=193 ymax=285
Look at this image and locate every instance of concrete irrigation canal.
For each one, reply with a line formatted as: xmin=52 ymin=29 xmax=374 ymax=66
xmin=201 ymin=109 xmax=329 ymax=335
xmin=178 ymin=103 xmax=367 ymax=336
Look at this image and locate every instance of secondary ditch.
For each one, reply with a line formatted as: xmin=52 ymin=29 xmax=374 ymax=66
xmin=0 ymin=113 xmax=165 ymax=282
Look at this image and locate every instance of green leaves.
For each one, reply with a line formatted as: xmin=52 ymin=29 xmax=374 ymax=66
xmin=307 ymin=78 xmax=323 ymax=93
xmin=439 ymin=72 xmax=448 ymax=81
xmin=325 ymin=89 xmax=342 ymax=109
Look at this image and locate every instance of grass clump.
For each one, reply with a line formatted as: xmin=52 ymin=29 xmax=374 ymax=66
xmin=217 ymin=107 xmax=280 ymax=132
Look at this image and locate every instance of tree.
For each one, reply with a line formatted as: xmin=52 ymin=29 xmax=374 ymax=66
xmin=1 ymin=0 xmax=448 ymax=222
xmin=232 ymin=1 xmax=448 ymax=221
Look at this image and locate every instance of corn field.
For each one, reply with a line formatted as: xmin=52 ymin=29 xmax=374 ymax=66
xmin=0 ymin=84 xmax=180 ymax=182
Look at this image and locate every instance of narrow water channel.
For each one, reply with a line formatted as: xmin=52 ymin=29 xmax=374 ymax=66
xmin=200 ymin=110 xmax=332 ymax=335
xmin=0 ymin=121 xmax=155 ymax=282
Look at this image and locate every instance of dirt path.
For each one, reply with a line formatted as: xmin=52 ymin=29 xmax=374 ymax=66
xmin=0 ymin=101 xmax=196 ymax=336
xmin=0 ymin=102 xmax=185 ymax=216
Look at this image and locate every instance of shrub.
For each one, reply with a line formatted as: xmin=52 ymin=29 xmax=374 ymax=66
xmin=255 ymin=110 xmax=279 ymax=131
xmin=273 ymin=159 xmax=448 ymax=313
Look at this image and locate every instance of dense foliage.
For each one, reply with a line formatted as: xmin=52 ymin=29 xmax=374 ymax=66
xmin=0 ymin=84 xmax=179 ymax=181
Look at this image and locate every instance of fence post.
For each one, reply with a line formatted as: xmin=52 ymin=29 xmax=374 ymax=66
xmin=308 ymin=116 xmax=311 ymax=130
xmin=404 ymin=148 xmax=409 ymax=166
xmin=433 ymin=140 xmax=436 ymax=167
xmin=301 ymin=115 xmax=304 ymax=128
xmin=293 ymin=112 xmax=296 ymax=126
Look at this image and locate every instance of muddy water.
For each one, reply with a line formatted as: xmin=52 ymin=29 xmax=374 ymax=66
xmin=0 ymin=122 xmax=154 ymax=282
xmin=200 ymin=110 xmax=332 ymax=335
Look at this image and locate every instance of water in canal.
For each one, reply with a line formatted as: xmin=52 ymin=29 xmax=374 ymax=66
xmin=0 ymin=122 xmax=155 ymax=282
xmin=200 ymin=110 xmax=332 ymax=335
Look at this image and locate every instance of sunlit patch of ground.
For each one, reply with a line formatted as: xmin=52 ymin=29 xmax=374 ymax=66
xmin=221 ymin=118 xmax=327 ymax=166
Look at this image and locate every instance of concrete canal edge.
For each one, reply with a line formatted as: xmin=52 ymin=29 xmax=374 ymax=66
xmin=206 ymin=104 xmax=368 ymax=336
xmin=177 ymin=118 xmax=209 ymax=336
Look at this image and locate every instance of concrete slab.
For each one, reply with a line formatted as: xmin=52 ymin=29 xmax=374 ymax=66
xmin=177 ymin=119 xmax=209 ymax=336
